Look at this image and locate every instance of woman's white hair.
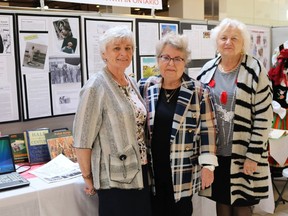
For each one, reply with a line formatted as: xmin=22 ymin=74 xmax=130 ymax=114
xmin=99 ymin=25 xmax=134 ymax=54
xmin=210 ymin=18 xmax=251 ymax=54
xmin=156 ymin=32 xmax=191 ymax=64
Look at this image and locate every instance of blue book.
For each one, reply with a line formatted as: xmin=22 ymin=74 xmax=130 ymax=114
xmin=24 ymin=128 xmax=50 ymax=164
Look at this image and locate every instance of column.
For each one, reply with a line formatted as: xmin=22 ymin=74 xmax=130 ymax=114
xmin=112 ymin=6 xmax=131 ymax=14
xmin=169 ymin=0 xmax=204 ymax=20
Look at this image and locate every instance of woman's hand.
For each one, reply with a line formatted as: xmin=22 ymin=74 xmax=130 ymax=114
xmin=84 ymin=183 xmax=97 ymax=196
xmin=201 ymin=168 xmax=214 ymax=190
xmin=243 ymin=158 xmax=257 ymax=175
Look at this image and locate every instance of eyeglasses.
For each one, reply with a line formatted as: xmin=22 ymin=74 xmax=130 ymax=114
xmin=158 ymin=55 xmax=185 ymax=64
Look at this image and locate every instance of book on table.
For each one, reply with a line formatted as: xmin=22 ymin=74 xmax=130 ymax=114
xmin=45 ymin=130 xmax=77 ymax=162
xmin=9 ymin=133 xmax=29 ymax=164
xmin=24 ymin=128 xmax=51 ymax=164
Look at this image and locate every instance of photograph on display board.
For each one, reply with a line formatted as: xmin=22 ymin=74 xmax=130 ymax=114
xmin=53 ymin=18 xmax=77 ymax=54
xmin=49 ymin=56 xmax=81 ymax=115
xmin=61 ymin=38 xmax=76 ymax=54
xmin=0 ymin=28 xmax=11 ymax=54
xmin=248 ymin=27 xmax=270 ymax=70
xmin=22 ymin=42 xmax=47 ymax=69
xmin=49 ymin=57 xmax=81 ymax=85
xmin=160 ymin=23 xmax=178 ymax=38
xmin=53 ymin=18 xmax=73 ymax=39
xmin=140 ymin=56 xmax=159 ymax=78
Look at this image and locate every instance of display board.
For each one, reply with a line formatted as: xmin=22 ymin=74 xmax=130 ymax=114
xmin=135 ymin=18 xmax=180 ymax=80
xmin=247 ymin=25 xmax=271 ymax=70
xmin=82 ymin=16 xmax=134 ymax=80
xmin=16 ymin=14 xmax=82 ymax=120
xmin=180 ymin=21 xmax=216 ymax=79
xmin=0 ymin=13 xmax=20 ymax=124
xmin=0 ymin=9 xmax=281 ymax=135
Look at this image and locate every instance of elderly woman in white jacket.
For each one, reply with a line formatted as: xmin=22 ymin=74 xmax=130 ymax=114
xmin=73 ymin=26 xmax=151 ymax=216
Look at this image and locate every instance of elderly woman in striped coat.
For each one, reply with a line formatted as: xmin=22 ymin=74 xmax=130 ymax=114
xmin=197 ymin=18 xmax=273 ymax=216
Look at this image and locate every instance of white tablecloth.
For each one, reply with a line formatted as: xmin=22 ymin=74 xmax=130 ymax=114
xmin=0 ymin=173 xmax=274 ymax=216
xmin=0 ymin=177 xmax=98 ymax=216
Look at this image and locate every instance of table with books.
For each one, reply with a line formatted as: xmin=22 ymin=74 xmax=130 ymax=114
xmin=0 ymin=125 xmax=276 ymax=216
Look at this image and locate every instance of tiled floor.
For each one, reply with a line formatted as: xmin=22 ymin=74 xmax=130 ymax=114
xmin=253 ymin=178 xmax=288 ymax=216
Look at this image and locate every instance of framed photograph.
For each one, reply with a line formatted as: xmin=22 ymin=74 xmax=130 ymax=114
xmin=160 ymin=23 xmax=178 ymax=38
xmin=140 ymin=56 xmax=159 ymax=78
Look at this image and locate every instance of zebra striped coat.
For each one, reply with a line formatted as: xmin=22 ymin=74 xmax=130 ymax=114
xmin=197 ymin=54 xmax=273 ymax=204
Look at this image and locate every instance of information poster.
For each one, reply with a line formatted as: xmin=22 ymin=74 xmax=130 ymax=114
xmin=83 ymin=17 xmax=133 ymax=79
xmin=0 ymin=14 xmax=20 ymax=124
xmin=247 ymin=25 xmax=271 ymax=70
xmin=183 ymin=25 xmax=215 ymax=60
xmin=17 ymin=15 xmax=82 ymax=120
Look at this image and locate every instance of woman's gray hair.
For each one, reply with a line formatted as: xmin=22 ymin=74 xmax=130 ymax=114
xmin=156 ymin=32 xmax=191 ymax=64
xmin=211 ymin=18 xmax=251 ymax=54
xmin=99 ymin=25 xmax=134 ymax=54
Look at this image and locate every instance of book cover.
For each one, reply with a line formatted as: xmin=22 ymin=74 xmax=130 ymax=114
xmin=25 ymin=128 xmax=51 ymax=164
xmin=9 ymin=133 xmax=29 ymax=163
xmin=45 ymin=130 xmax=77 ymax=162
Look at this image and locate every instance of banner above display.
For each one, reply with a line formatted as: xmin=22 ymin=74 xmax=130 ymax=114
xmin=48 ymin=0 xmax=163 ymax=9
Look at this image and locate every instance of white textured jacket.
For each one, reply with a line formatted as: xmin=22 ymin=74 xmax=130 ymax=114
xmin=73 ymin=69 xmax=146 ymax=190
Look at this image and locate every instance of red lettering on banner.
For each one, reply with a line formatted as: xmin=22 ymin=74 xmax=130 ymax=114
xmin=132 ymin=0 xmax=159 ymax=5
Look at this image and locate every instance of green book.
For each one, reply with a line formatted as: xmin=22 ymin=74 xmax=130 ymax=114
xmin=9 ymin=133 xmax=29 ymax=163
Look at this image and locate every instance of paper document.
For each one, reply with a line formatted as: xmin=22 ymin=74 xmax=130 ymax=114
xmin=30 ymin=154 xmax=81 ymax=183
xmin=269 ymin=128 xmax=288 ymax=139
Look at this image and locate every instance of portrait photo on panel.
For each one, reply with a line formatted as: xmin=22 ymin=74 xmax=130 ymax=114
xmin=22 ymin=42 xmax=47 ymax=69
xmin=0 ymin=28 xmax=11 ymax=54
xmin=61 ymin=37 xmax=77 ymax=54
xmin=53 ymin=18 xmax=73 ymax=39
xmin=53 ymin=18 xmax=78 ymax=54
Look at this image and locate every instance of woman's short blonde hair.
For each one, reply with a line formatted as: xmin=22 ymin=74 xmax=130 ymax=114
xmin=211 ymin=18 xmax=251 ymax=54
xmin=156 ymin=32 xmax=191 ymax=64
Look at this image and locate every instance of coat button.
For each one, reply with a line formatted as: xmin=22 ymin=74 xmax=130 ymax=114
xmin=185 ymin=147 xmax=190 ymax=151
xmin=188 ymin=129 xmax=193 ymax=133
xmin=119 ymin=154 xmax=127 ymax=161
